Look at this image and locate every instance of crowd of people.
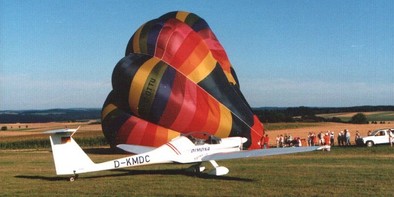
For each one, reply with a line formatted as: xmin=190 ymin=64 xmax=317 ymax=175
xmin=260 ymin=129 xmax=366 ymax=148
xmin=259 ymin=133 xmax=304 ymax=148
xmin=305 ymin=129 xmax=359 ymax=147
xmin=260 ymin=129 xmax=394 ymax=148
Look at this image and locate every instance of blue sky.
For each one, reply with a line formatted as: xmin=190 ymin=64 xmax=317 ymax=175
xmin=1 ymin=0 xmax=393 ymax=110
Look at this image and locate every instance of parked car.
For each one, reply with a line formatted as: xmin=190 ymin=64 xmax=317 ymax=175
xmin=356 ymin=128 xmax=394 ymax=147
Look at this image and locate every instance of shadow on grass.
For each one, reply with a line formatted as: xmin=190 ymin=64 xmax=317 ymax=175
xmin=15 ymin=168 xmax=254 ymax=182
xmin=110 ymin=168 xmax=255 ymax=182
xmin=15 ymin=175 xmax=68 ymax=181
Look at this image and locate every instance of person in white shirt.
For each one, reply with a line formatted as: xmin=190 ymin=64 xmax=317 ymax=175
xmin=388 ymin=129 xmax=393 ymax=147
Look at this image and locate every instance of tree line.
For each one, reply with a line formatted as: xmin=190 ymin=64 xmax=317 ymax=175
xmin=253 ymin=105 xmax=394 ymax=123
xmin=0 ymin=108 xmax=101 ymax=123
xmin=1 ymin=106 xmax=392 ymax=124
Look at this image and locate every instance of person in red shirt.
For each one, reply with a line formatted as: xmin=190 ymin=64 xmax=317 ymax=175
xmin=259 ymin=135 xmax=264 ymax=149
xmin=324 ymin=133 xmax=331 ymax=145
xmin=263 ymin=134 xmax=270 ymax=149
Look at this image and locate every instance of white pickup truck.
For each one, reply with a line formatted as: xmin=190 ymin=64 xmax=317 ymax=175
xmin=356 ymin=128 xmax=394 ymax=147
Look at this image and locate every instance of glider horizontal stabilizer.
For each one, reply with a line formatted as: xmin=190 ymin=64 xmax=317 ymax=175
xmin=44 ymin=126 xmax=81 ymax=135
xmin=117 ymin=144 xmax=156 ymax=154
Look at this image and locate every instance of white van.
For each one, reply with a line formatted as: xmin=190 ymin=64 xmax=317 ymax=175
xmin=356 ymin=129 xmax=394 ymax=147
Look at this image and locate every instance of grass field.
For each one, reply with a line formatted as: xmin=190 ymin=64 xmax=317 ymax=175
xmin=1 ymin=146 xmax=393 ymax=196
xmin=1 ymin=121 xmax=394 ymax=196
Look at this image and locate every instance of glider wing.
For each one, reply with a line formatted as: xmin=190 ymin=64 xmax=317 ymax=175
xmin=201 ymin=146 xmax=322 ymax=161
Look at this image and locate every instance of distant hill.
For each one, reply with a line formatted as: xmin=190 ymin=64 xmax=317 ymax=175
xmin=0 ymin=108 xmax=101 ymax=123
xmin=253 ymin=105 xmax=394 ymax=123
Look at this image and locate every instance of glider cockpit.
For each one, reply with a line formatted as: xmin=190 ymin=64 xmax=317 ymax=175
xmin=182 ymin=132 xmax=222 ymax=145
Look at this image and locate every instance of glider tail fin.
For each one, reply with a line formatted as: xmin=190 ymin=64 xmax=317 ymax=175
xmin=46 ymin=128 xmax=95 ymax=175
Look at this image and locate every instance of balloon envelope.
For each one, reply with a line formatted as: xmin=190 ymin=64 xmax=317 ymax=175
xmin=102 ymin=11 xmax=263 ymax=149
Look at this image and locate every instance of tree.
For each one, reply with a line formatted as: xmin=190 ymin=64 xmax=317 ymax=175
xmin=350 ymin=113 xmax=368 ymax=124
xmin=330 ymin=117 xmax=343 ymax=123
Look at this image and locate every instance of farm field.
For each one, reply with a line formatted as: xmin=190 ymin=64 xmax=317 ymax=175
xmin=2 ymin=121 xmax=394 ymax=148
xmin=0 ymin=122 xmax=104 ymax=149
xmin=316 ymin=111 xmax=394 ymax=122
xmin=1 ymin=121 xmax=394 ymax=196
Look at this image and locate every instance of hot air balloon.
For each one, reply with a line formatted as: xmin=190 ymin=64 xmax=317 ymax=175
xmin=101 ymin=11 xmax=263 ymax=150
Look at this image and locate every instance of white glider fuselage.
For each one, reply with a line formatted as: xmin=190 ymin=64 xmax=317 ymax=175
xmin=47 ymin=129 xmax=245 ymax=176
xmin=99 ymin=136 xmax=245 ymax=171
xmin=46 ymin=128 xmax=325 ymax=180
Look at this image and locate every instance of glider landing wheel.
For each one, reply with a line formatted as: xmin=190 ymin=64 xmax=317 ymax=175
xmin=69 ymin=174 xmax=79 ymax=182
xmin=191 ymin=165 xmax=200 ymax=173
xmin=193 ymin=164 xmax=206 ymax=174
xmin=186 ymin=163 xmax=205 ymax=174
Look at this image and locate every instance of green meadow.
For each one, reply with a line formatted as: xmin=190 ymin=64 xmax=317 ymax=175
xmin=1 ymin=146 xmax=393 ymax=196
xmin=317 ymin=111 xmax=394 ymax=122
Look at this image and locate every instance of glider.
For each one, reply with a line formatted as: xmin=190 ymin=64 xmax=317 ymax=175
xmin=102 ymin=11 xmax=264 ymax=150
xmin=45 ymin=128 xmax=328 ymax=181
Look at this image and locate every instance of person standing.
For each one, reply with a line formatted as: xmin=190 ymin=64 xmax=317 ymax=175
xmin=307 ymin=132 xmax=312 ymax=146
xmin=259 ymin=135 xmax=265 ymax=149
xmin=313 ymin=132 xmax=318 ymax=146
xmin=330 ymin=131 xmax=335 ymax=146
xmin=345 ymin=129 xmax=351 ymax=146
xmin=324 ymin=133 xmax=331 ymax=146
xmin=355 ymin=131 xmax=361 ymax=143
xmin=279 ymin=134 xmax=284 ymax=147
xmin=337 ymin=132 xmax=342 ymax=146
xmin=263 ymin=134 xmax=270 ymax=149
xmin=388 ymin=129 xmax=393 ymax=147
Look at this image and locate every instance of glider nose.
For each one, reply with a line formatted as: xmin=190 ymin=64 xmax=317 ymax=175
xmin=241 ymin=137 xmax=248 ymax=144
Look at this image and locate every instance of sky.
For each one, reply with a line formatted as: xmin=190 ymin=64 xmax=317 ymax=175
xmin=1 ymin=0 xmax=393 ymax=110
